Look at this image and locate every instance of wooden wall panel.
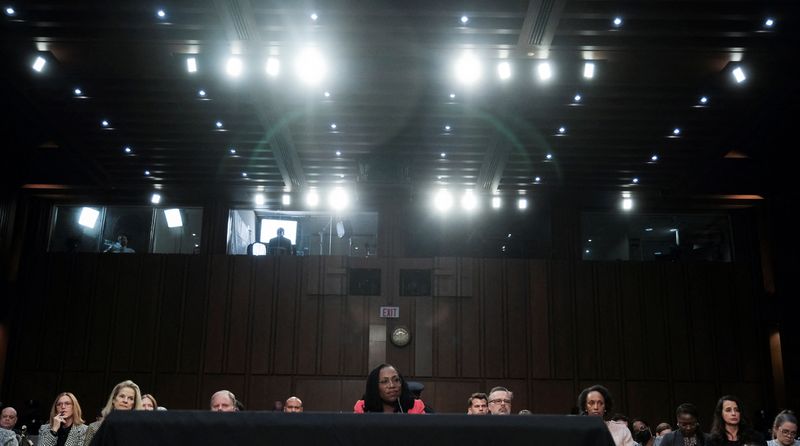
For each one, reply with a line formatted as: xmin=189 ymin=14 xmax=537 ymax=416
xmin=273 ymin=258 xmax=300 ymax=374
xmin=551 ymin=260 xmax=575 ymax=378
xmin=248 ymin=375 xmax=292 ymax=411
xmin=320 ymin=295 xmax=343 ymax=375
xmin=733 ymin=263 xmax=763 ymax=382
xmin=642 ymin=265 xmax=668 ymax=380
xmin=482 ymin=260 xmax=504 ymax=377
xmin=506 ymin=260 xmax=528 ymax=379
xmin=711 ymin=264 xmax=739 ymax=382
xmin=531 ymin=380 xmax=575 ymax=414
xmin=87 ymin=255 xmax=119 ymax=372
xmin=296 ymin=292 xmax=320 ymax=375
xmin=341 ymin=296 xmax=368 ymax=375
xmin=63 ymin=255 xmax=96 ymax=371
xmin=574 ymin=262 xmax=597 ymax=378
xmin=529 ymin=261 xmax=551 ymax=379
xmin=664 ymin=264 xmax=693 ymax=381
xmin=433 ymin=297 xmax=458 ymax=377
xmin=157 ymin=256 xmax=186 ymax=373
xmin=596 ymin=263 xmax=622 ymax=380
xmin=179 ymin=256 xmax=207 ymax=373
xmin=459 ymin=288 xmax=481 ymax=378
xmin=250 ymin=257 xmax=275 ymax=375
xmin=131 ymin=256 xmax=162 ymax=372
xmin=227 ymin=256 xmax=253 ymax=374
xmin=157 ymin=373 xmax=200 ymax=409
xmin=687 ymin=267 xmax=716 ymax=381
xmin=620 ymin=263 xmax=645 ymax=380
xmin=204 ymin=255 xmax=229 ymax=373
xmin=295 ymin=378 xmax=343 ymax=411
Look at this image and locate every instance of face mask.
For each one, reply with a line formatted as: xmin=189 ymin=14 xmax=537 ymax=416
xmin=634 ymin=429 xmax=652 ymax=444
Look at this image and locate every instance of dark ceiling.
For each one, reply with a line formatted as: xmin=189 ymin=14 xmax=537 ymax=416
xmin=1 ymin=0 xmax=797 ymax=203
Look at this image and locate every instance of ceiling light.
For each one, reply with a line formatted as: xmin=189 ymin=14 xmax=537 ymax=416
xmin=78 ymin=207 xmax=100 ymax=229
xmin=497 ymin=61 xmax=511 ymax=80
xmin=5 ymin=6 xmax=15 ymax=16
xmin=164 ymin=209 xmax=183 ymax=228
xmin=699 ymin=96 xmax=708 ymax=104
xmin=151 ymin=193 xmax=162 ymax=204
xmin=329 ymin=188 xmax=349 ymax=211
xmin=632 ymin=177 xmax=639 ymax=184
xmin=672 ymin=128 xmax=681 ymax=135
xmin=306 ymin=190 xmax=320 ymax=207
xmin=449 ymin=93 xmax=456 ymax=99
xmin=764 ymin=18 xmax=774 ymax=28
xmin=186 ymin=57 xmax=197 ymax=73
xmin=241 ymin=172 xmax=247 ymax=177
xmin=545 ymin=153 xmax=552 ymax=160
xmin=198 ymin=89 xmax=206 ymax=97
xmin=440 ymin=152 xmax=446 ymax=158
xmin=574 ymin=93 xmax=582 ymax=102
xmin=645 ymin=227 xmax=653 ymax=232
xmin=124 ymin=146 xmax=132 ymax=154
xmin=444 ymin=125 xmax=451 ymax=131
xmin=295 ymin=47 xmax=327 ymax=85
xmin=330 ymin=123 xmax=337 ymax=130
xmin=254 ymin=193 xmax=266 ymax=206
xmin=229 ymin=147 xmax=236 ymax=154
xmin=732 ymin=66 xmax=746 ymax=83
xmin=32 ymin=56 xmax=46 ymax=72
xmin=454 ymin=52 xmax=482 ymax=85
xmin=558 ymin=126 xmax=566 ymax=134
xmin=215 ymin=121 xmax=223 ymax=128
xmin=651 ymin=154 xmax=659 ymax=162
xmin=537 ymin=62 xmax=552 ymax=81
xmin=434 ymin=189 xmax=453 ymax=212
xmin=282 ymin=194 xmax=291 ymax=205
xmin=324 ymin=91 xmax=330 ymax=97
xmin=156 ymin=9 xmax=166 ymax=19
xmin=335 ymin=150 xmax=341 ymax=156
xmin=310 ymin=12 xmax=318 ymax=21
xmin=517 ymin=198 xmax=528 ymax=210
xmin=144 ymin=170 xmax=151 ymax=176
xmin=535 ymin=176 xmax=541 ymax=183
xmin=460 ymin=15 xmax=469 ymax=24
xmin=73 ymin=88 xmax=83 ymax=96
xmin=613 ymin=17 xmax=623 ymax=27
xmin=265 ymin=57 xmax=280 ymax=77
xmin=621 ymin=198 xmax=633 ymax=211
xmin=461 ymin=190 xmax=478 ymax=211
xmin=226 ymin=57 xmax=243 ymax=77
xmin=583 ymin=62 xmax=595 ymax=79
xmin=101 ymin=120 xmax=110 ymax=127
xmin=491 ymin=196 xmax=502 ymax=209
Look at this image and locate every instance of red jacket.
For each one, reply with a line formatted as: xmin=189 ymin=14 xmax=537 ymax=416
xmin=353 ymin=399 xmax=426 ymax=414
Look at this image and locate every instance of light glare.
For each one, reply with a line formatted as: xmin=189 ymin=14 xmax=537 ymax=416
xmin=282 ymin=194 xmax=291 ymax=205
xmin=434 ymin=189 xmax=454 ymax=212
xmin=454 ymin=52 xmax=482 ymax=85
xmin=537 ymin=62 xmax=552 ymax=81
xmin=254 ymin=193 xmax=266 ymax=206
xmin=151 ymin=193 xmax=162 ymax=204
xmin=583 ymin=62 xmax=595 ymax=79
xmin=492 ymin=196 xmax=502 ymax=209
xmin=266 ymin=57 xmax=280 ymax=76
xmin=497 ymin=61 xmax=511 ymax=80
xmin=186 ymin=57 xmax=197 ymax=73
xmin=461 ymin=190 xmax=478 ymax=211
xmin=78 ymin=207 xmax=100 ymax=229
xmin=164 ymin=209 xmax=183 ymax=228
xmin=732 ymin=67 xmax=746 ymax=83
xmin=517 ymin=198 xmax=528 ymax=210
xmin=306 ymin=190 xmax=320 ymax=207
xmin=621 ymin=198 xmax=633 ymax=211
xmin=295 ymin=47 xmax=327 ymax=85
xmin=226 ymin=57 xmax=243 ymax=77
xmin=329 ymin=188 xmax=349 ymax=211
xmin=32 ymin=56 xmax=46 ymax=72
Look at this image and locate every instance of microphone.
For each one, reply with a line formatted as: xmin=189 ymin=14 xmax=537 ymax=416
xmin=397 ymin=399 xmax=404 ymax=413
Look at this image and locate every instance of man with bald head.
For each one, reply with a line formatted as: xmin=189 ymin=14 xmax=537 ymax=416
xmin=209 ymin=390 xmax=239 ymax=412
xmin=283 ymin=397 xmax=303 ymax=413
xmin=0 ymin=406 xmax=18 ymax=446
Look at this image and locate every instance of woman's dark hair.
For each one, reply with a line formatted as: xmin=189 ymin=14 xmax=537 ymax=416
xmin=361 ymin=363 xmax=416 ymax=413
xmin=577 ymin=384 xmax=614 ymax=416
xmin=709 ymin=395 xmax=760 ymax=443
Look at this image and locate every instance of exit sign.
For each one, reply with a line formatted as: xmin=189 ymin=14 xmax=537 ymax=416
xmin=379 ymin=306 xmax=400 ymax=318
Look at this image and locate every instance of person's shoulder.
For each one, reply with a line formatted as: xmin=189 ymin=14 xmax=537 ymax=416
xmin=353 ymin=400 xmax=365 ymax=413
xmin=408 ymin=399 xmax=426 ymax=414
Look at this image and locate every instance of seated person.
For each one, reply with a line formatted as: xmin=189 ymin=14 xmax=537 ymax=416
xmin=267 ymin=228 xmax=293 ymax=255
xmin=104 ymin=235 xmax=135 ymax=253
xmin=353 ymin=364 xmax=425 ymax=413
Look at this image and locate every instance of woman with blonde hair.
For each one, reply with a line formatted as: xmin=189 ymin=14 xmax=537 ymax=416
xmin=37 ymin=392 xmax=87 ymax=446
xmin=141 ymin=394 xmax=158 ymax=411
xmin=83 ymin=380 xmax=143 ymax=445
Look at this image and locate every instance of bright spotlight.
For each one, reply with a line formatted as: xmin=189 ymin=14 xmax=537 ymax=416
xmin=517 ymin=198 xmax=528 ymax=210
xmin=295 ymin=47 xmax=327 ymax=85
xmin=254 ymin=193 xmax=266 ymax=206
xmin=732 ymin=66 xmax=746 ymax=83
xmin=461 ymin=190 xmax=478 ymax=211
xmin=265 ymin=57 xmax=280 ymax=77
xmin=497 ymin=61 xmax=511 ymax=80
xmin=32 ymin=56 xmax=46 ymax=72
xmin=226 ymin=57 xmax=243 ymax=77
xmin=164 ymin=209 xmax=183 ymax=228
xmin=282 ymin=194 xmax=291 ymax=206
xmin=329 ymin=188 xmax=349 ymax=211
xmin=186 ymin=57 xmax=197 ymax=73
xmin=621 ymin=198 xmax=633 ymax=211
xmin=454 ymin=52 xmax=482 ymax=85
xmin=583 ymin=62 xmax=595 ymax=79
xmin=78 ymin=207 xmax=100 ymax=229
xmin=434 ymin=189 xmax=454 ymax=212
xmin=537 ymin=62 xmax=552 ymax=81
xmin=491 ymin=196 xmax=502 ymax=209
xmin=306 ymin=189 xmax=320 ymax=207
xmin=151 ymin=193 xmax=162 ymax=204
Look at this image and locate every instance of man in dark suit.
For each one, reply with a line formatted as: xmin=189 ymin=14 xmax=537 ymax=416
xmin=268 ymin=228 xmax=293 ymax=255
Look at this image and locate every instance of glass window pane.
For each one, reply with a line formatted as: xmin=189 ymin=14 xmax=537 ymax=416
xmin=102 ymin=206 xmax=153 ymax=253
xmin=152 ymin=207 xmax=203 ymax=254
xmin=49 ymin=206 xmax=105 ymax=252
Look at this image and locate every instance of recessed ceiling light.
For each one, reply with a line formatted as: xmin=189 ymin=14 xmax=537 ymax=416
xmin=764 ymin=18 xmax=774 ymax=28
xmin=433 ymin=189 xmax=453 ymax=212
xmin=32 ymin=56 xmax=46 ymax=72
xmin=621 ymin=198 xmax=633 ymax=211
xmin=310 ymin=12 xmax=318 ymax=21
xmin=585 ymin=249 xmax=591 ymax=254
xmin=324 ymin=91 xmax=330 ymax=97
xmin=545 ymin=153 xmax=553 ymax=160
xmin=330 ymin=123 xmax=337 ymax=130
xmin=449 ymin=93 xmax=456 ymax=99
xmin=151 ymin=193 xmax=161 ymax=204
xmin=335 ymin=150 xmax=341 ymax=156
xmin=306 ymin=190 xmax=320 ymax=207
xmin=454 ymin=51 xmax=482 ymax=85
xmin=497 ymin=61 xmax=511 ymax=80
xmin=295 ymin=47 xmax=327 ymax=85
xmin=517 ymin=198 xmax=528 ymax=210
xmin=229 ymin=147 xmax=236 ymax=154
xmin=282 ymin=194 xmax=291 ymax=205
xmin=558 ymin=126 xmax=566 ymax=134
xmin=198 ymin=89 xmax=206 ymax=97
xmin=186 ymin=57 xmax=197 ymax=73
xmin=632 ymin=177 xmax=639 ymax=184
xmin=651 ymin=154 xmax=659 ymax=162
xmin=241 ymin=172 xmax=247 ymax=177
xmin=461 ymin=189 xmax=477 ymax=211
xmin=440 ymin=152 xmax=446 ymax=158
xmin=101 ymin=120 xmax=109 ymax=127
xmin=588 ymin=239 xmax=592 ymax=243
xmin=124 ymin=146 xmax=132 ymax=154
xmin=444 ymin=125 xmax=451 ymax=131
xmin=265 ymin=57 xmax=280 ymax=76
xmin=672 ymin=128 xmax=681 ymax=135
xmin=254 ymin=193 xmax=266 ymax=206
xmin=215 ymin=121 xmax=223 ymax=128
xmin=573 ymin=93 xmax=582 ymax=102
xmin=699 ymin=96 xmax=708 ymax=104
xmin=732 ymin=66 xmax=746 ymax=83
xmin=583 ymin=62 xmax=595 ymax=79
xmin=645 ymin=227 xmax=654 ymax=232
xmin=156 ymin=9 xmax=166 ymax=19
xmin=78 ymin=207 xmax=100 ymax=228
xmin=226 ymin=57 xmax=243 ymax=77
xmin=460 ymin=15 xmax=469 ymax=24
xmin=535 ymin=176 xmax=541 ymax=183
xmin=537 ymin=61 xmax=552 ymax=81
xmin=5 ymin=6 xmax=15 ymax=16
xmin=491 ymin=196 xmax=502 ymax=209
xmin=144 ymin=170 xmax=151 ymax=176
xmin=613 ymin=17 xmax=623 ymax=27
xmin=73 ymin=88 xmax=83 ymax=96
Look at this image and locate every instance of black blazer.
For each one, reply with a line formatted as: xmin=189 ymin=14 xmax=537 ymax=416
xmin=659 ymin=431 xmax=710 ymax=446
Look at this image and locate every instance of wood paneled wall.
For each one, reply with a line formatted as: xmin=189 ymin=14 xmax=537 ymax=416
xmin=5 ymin=253 xmax=768 ymax=425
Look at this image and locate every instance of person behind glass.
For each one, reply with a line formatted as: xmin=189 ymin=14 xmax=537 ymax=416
xmin=353 ymin=364 xmax=425 ymax=413
xmin=577 ymin=384 xmax=635 ymax=446
xmin=709 ymin=395 xmax=765 ymax=446
xmin=104 ymin=235 xmax=135 ymax=253
xmin=267 ymin=228 xmax=292 ymax=255
xmin=660 ymin=403 xmax=709 ymax=446
xmin=83 ymin=380 xmax=143 ymax=446
xmin=768 ymin=410 xmax=799 ymax=446
xmin=37 ymin=392 xmax=86 ymax=446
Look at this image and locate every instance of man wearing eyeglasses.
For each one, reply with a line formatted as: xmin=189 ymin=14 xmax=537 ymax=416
xmin=487 ymin=387 xmax=513 ymax=415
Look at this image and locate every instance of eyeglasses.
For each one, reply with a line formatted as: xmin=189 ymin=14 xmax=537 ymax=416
xmin=56 ymin=401 xmax=73 ymax=407
xmin=378 ymin=377 xmax=401 ymax=386
xmin=489 ymin=399 xmax=512 ymax=405
xmin=779 ymin=429 xmax=797 ymax=437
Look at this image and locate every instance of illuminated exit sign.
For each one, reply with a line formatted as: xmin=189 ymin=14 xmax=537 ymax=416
xmin=379 ymin=306 xmax=400 ymax=318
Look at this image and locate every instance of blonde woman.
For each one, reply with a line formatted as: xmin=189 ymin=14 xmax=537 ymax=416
xmin=141 ymin=394 xmax=158 ymax=411
xmin=37 ymin=392 xmax=87 ymax=446
xmin=83 ymin=380 xmax=143 ymax=445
